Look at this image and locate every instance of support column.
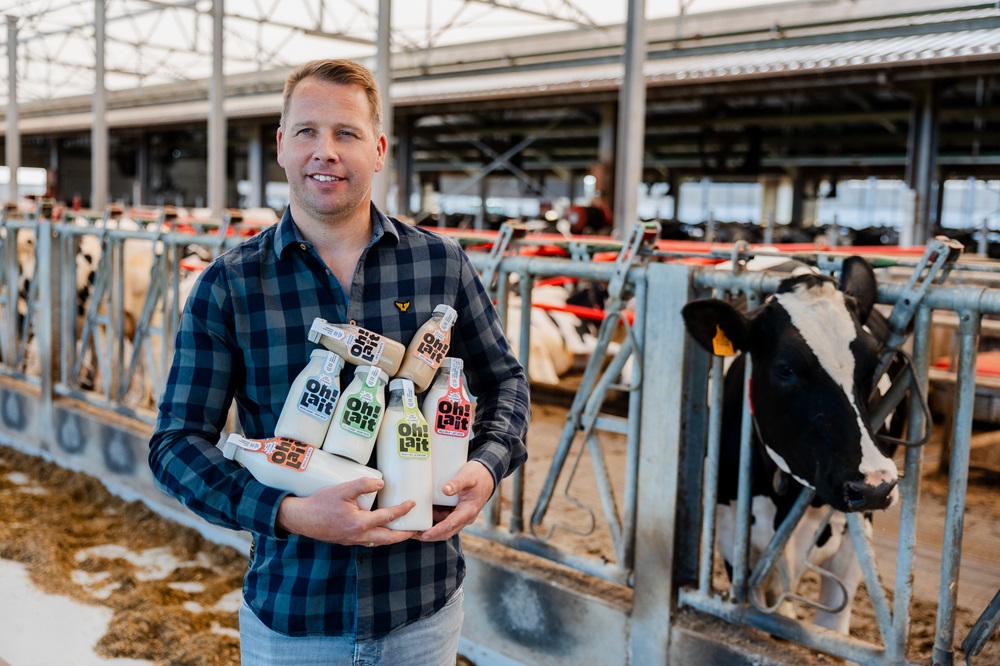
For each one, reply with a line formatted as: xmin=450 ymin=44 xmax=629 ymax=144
xmin=248 ymin=123 xmax=264 ymax=209
xmin=613 ymin=0 xmax=647 ymax=238
xmin=906 ymin=84 xmax=940 ymax=245
xmin=373 ymin=0 xmax=392 ymax=213
xmin=6 ymin=15 xmax=20 ymax=202
xmin=134 ymin=132 xmax=149 ymax=206
xmin=92 ymin=0 xmax=108 ymax=210
xmin=759 ymin=175 xmax=780 ymax=227
xmin=596 ymin=102 xmax=616 ymax=221
xmin=396 ymin=116 xmax=414 ymax=217
xmin=208 ymin=0 xmax=227 ymax=216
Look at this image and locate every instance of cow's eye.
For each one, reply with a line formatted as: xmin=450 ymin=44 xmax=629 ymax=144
xmin=774 ymin=363 xmax=796 ymax=382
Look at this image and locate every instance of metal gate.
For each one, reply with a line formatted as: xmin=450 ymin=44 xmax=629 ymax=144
xmin=1 ymin=208 xmax=998 ymax=664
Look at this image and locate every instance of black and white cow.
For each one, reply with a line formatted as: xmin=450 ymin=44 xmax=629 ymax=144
xmin=681 ymin=256 xmax=900 ymax=633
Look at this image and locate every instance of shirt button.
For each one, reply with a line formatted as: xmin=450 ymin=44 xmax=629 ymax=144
xmin=299 ymin=243 xmax=307 ymax=250
xmin=357 ymin=553 xmax=367 ymax=564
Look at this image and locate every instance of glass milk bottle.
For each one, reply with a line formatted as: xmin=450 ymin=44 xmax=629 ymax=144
xmin=274 ymin=349 xmax=344 ymax=448
xmin=395 ymin=304 xmax=458 ymax=393
xmin=308 ymin=317 xmax=405 ymax=376
xmin=222 ymin=434 xmax=383 ymax=510
xmin=376 ymin=379 xmax=433 ymax=530
xmin=420 ymin=358 xmax=475 ymax=506
xmin=323 ymin=365 xmax=389 ymax=463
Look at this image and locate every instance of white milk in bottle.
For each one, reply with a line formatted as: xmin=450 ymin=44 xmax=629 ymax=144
xmin=308 ymin=318 xmax=405 ymax=375
xmin=274 ymin=349 xmax=344 ymax=447
xmin=222 ymin=434 xmax=383 ymax=510
xmin=395 ymin=304 xmax=458 ymax=393
xmin=376 ymin=379 xmax=433 ymax=530
xmin=421 ymin=358 xmax=475 ymax=506
xmin=322 ymin=365 xmax=389 ymax=463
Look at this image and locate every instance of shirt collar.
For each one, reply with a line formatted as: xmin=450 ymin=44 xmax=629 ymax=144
xmin=274 ymin=203 xmax=398 ymax=258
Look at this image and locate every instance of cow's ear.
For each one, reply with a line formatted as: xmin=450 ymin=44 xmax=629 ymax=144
xmin=681 ymin=299 xmax=750 ymax=356
xmin=839 ymin=256 xmax=877 ymax=322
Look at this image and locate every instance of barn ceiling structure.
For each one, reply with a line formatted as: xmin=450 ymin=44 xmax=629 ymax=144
xmin=1 ymin=0 xmax=999 ymax=243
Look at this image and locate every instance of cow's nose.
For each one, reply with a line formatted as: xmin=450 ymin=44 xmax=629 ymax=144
xmin=842 ymin=478 xmax=898 ymax=511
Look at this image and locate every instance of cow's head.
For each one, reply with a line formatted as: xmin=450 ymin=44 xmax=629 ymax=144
xmin=682 ymin=257 xmax=899 ymax=512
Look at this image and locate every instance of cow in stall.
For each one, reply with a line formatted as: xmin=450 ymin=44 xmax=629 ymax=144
xmin=503 ymin=278 xmax=613 ymax=386
xmin=680 ymin=256 xmax=900 ymax=633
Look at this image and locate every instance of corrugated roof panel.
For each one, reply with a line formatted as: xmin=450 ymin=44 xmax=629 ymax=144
xmin=394 ymin=27 xmax=1000 ymax=104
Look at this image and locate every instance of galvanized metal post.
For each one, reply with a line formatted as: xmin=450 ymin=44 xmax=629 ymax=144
xmin=6 ymin=15 xmax=19 ymax=202
xmin=374 ymin=0 xmax=392 ymax=213
xmin=247 ymin=124 xmax=264 ymax=209
xmin=932 ymin=308 xmax=980 ymax=666
xmin=613 ymin=0 xmax=646 ymax=239
xmin=886 ymin=304 xmax=932 ymax=663
xmin=630 ymin=262 xmax=686 ymax=664
xmin=36 ymin=219 xmax=54 ymax=446
xmin=92 ymin=0 xmax=108 ymax=211
xmin=208 ymin=0 xmax=226 ymax=216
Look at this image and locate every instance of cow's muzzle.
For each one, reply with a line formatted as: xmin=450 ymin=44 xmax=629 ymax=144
xmin=842 ymin=478 xmax=898 ymax=511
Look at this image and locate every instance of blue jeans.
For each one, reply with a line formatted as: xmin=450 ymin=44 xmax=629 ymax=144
xmin=239 ymin=586 xmax=464 ymax=666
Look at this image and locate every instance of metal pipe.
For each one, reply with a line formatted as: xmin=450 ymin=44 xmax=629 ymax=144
xmin=6 ymin=16 xmax=19 ymax=202
xmin=374 ymin=0 xmax=392 ymax=212
xmin=92 ymin=1 xmax=108 ymax=211
xmin=612 ymin=0 xmax=647 ymax=239
xmin=208 ymin=0 xmax=226 ymax=216
xmin=698 ymin=352 xmax=725 ymax=594
xmin=620 ymin=277 xmax=646 ymax=571
xmin=932 ymin=309 xmax=980 ymax=666
xmin=887 ymin=305 xmax=932 ymax=660
xmin=731 ymin=329 xmax=756 ymax=601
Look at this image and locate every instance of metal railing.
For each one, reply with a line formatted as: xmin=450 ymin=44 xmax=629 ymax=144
xmin=2 ymin=207 xmax=997 ymax=664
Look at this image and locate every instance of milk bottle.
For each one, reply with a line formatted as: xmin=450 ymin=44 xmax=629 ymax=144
xmin=323 ymin=365 xmax=389 ymax=463
xmin=376 ymin=379 xmax=433 ymax=530
xmin=420 ymin=358 xmax=475 ymax=506
xmin=222 ymin=434 xmax=383 ymax=510
xmin=275 ymin=349 xmax=344 ymax=447
xmin=395 ymin=304 xmax=458 ymax=393
xmin=308 ymin=317 xmax=405 ymax=376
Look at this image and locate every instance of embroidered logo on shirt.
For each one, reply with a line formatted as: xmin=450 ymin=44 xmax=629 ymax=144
xmin=394 ymin=300 xmax=411 ymax=313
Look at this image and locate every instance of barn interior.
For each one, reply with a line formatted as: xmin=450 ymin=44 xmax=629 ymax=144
xmin=1 ymin=1 xmax=1000 ymax=665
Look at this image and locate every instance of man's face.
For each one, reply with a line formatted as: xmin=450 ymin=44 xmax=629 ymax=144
xmin=276 ymin=77 xmax=386 ymax=227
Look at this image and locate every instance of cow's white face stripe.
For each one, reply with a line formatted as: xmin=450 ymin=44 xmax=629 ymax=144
xmin=774 ymin=282 xmax=895 ymax=478
xmin=764 ymin=445 xmax=813 ymax=488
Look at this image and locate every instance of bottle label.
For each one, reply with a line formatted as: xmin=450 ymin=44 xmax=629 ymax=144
xmin=297 ymin=375 xmax=339 ymax=422
xmin=412 ymin=329 xmax=450 ymax=369
xmin=312 ymin=320 xmax=385 ymax=365
xmin=396 ymin=414 xmax=430 ymax=459
xmin=349 ymin=329 xmax=385 ymax=365
xmin=232 ymin=435 xmax=313 ymax=472
xmin=340 ymin=388 xmax=382 ymax=439
xmin=434 ymin=392 xmax=472 ymax=438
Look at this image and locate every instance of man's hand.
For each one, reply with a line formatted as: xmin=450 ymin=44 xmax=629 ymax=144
xmin=418 ymin=460 xmax=495 ymax=542
xmin=275 ymin=477 xmax=417 ymax=547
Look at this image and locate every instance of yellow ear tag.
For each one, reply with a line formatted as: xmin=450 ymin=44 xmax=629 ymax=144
xmin=712 ymin=325 xmax=735 ymax=357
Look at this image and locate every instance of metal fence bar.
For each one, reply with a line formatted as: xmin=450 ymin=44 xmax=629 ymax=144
xmin=888 ymin=304 xmax=932 ymax=662
xmin=933 ymin=308 xmax=981 ymax=666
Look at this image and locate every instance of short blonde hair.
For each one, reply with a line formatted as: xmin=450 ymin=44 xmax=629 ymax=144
xmin=280 ymin=59 xmax=382 ymax=135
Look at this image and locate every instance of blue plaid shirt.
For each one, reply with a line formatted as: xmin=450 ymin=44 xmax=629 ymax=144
xmin=148 ymin=204 xmax=530 ymax=638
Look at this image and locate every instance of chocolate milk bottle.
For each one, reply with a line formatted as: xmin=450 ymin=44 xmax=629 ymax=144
xmin=308 ymin=317 xmax=405 ymax=376
xmin=395 ymin=304 xmax=458 ymax=393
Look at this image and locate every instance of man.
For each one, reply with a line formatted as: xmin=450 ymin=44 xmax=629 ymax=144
xmin=148 ymin=59 xmax=530 ymax=665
